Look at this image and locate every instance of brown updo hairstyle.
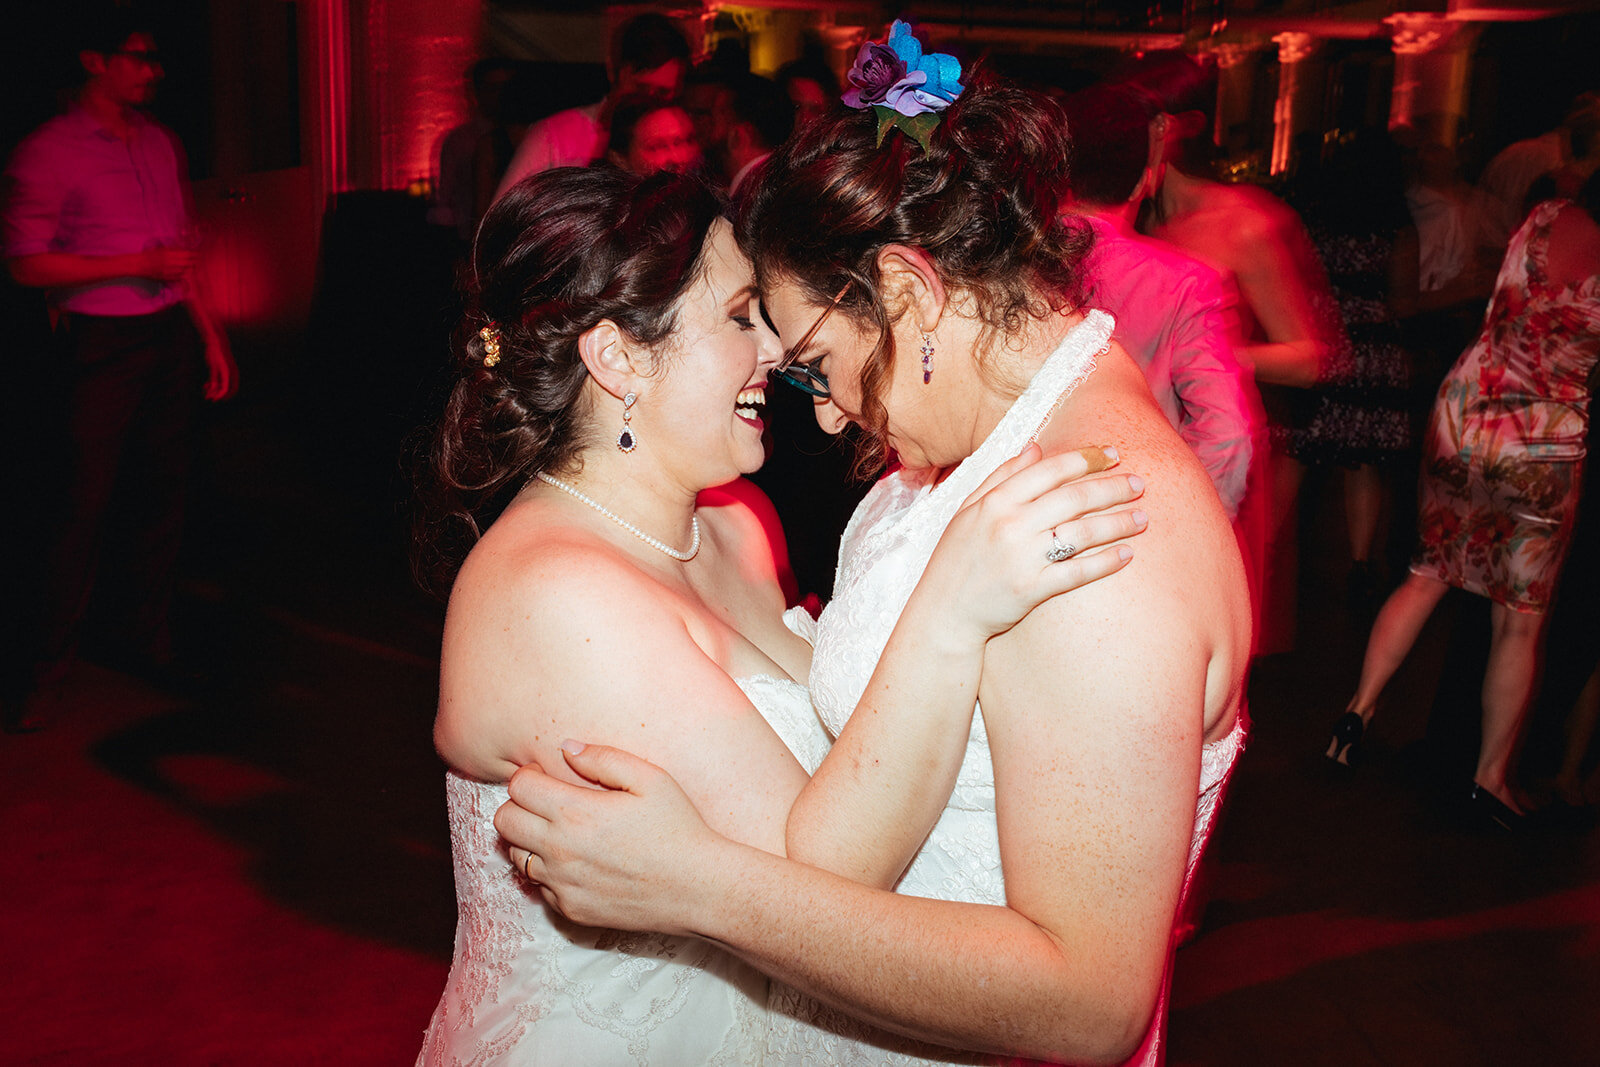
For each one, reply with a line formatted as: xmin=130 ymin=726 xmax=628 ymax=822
xmin=736 ymin=68 xmax=1093 ymax=475
xmin=414 ymin=167 xmax=723 ymax=596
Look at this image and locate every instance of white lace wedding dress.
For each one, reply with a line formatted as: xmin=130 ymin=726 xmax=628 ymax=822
xmin=764 ymin=310 xmax=1247 ymax=1067
xmin=416 ymin=674 xmax=831 ymax=1067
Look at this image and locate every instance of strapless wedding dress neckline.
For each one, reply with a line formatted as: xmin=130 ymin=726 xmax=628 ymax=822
xmin=417 ymin=673 xmax=828 ymax=1066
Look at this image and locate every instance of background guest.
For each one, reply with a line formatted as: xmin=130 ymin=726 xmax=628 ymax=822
xmin=430 ymin=57 xmax=517 ymax=244
xmin=775 ymin=50 xmax=839 ymax=131
xmin=1330 ymin=172 xmax=1600 ymax=828
xmin=1062 ymin=80 xmax=1257 ymax=521
xmin=1122 ymin=50 xmax=1338 ymax=651
xmin=2 ymin=11 xmax=235 ymax=732
xmin=1288 ymin=131 xmax=1422 ymax=609
xmin=1477 ymin=92 xmax=1600 ymax=253
xmin=493 ymin=12 xmax=690 ymax=198
xmin=603 ymin=97 xmax=700 ymax=177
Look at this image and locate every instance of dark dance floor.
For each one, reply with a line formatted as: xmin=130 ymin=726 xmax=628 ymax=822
xmin=4 ymin=334 xmax=1598 ymax=1066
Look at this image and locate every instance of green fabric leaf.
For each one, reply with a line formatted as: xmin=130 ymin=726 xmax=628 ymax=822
xmin=873 ymin=105 xmax=897 ymax=147
xmin=899 ymin=111 xmax=939 ymax=155
xmin=871 ymin=104 xmax=941 ymax=155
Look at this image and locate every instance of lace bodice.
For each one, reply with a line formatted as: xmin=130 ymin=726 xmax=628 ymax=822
xmin=768 ymin=310 xmax=1247 ymax=1067
xmin=811 ymin=310 xmax=1112 ymax=906
xmin=418 ymin=675 xmax=826 ymax=1067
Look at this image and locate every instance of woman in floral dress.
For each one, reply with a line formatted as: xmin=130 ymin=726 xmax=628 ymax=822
xmin=1327 ymin=174 xmax=1600 ymax=827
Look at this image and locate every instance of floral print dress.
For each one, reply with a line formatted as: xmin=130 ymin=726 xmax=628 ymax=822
xmin=1413 ymin=200 xmax=1600 ymax=612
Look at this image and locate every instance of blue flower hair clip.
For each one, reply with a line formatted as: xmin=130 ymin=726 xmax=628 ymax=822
xmin=842 ymin=20 xmax=965 ymax=154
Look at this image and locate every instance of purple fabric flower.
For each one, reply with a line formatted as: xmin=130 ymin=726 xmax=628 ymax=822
xmin=842 ymin=42 xmax=923 ymax=110
xmin=842 ymin=21 xmax=966 ymax=152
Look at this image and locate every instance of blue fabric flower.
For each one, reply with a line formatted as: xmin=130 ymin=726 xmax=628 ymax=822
xmin=884 ymin=20 xmax=964 ymax=115
xmin=844 ymin=21 xmax=964 ymax=118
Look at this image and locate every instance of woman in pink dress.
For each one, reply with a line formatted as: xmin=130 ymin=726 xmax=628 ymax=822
xmin=1328 ymin=173 xmax=1600 ymax=827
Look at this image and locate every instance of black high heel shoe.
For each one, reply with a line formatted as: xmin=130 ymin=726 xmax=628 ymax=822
xmin=1325 ymin=712 xmax=1364 ymax=766
xmin=1468 ymin=784 xmax=1524 ymax=833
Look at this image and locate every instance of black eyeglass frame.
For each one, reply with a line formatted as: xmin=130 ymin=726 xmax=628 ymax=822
xmin=769 ymin=281 xmax=851 ymax=400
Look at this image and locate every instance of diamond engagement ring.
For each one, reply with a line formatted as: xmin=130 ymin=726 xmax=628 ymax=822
xmin=1046 ymin=531 xmax=1077 ymax=563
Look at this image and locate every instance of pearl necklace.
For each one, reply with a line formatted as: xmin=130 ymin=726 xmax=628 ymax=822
xmin=534 ymin=471 xmax=701 ymax=562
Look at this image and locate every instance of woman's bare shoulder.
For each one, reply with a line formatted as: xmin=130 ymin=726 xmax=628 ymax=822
xmin=451 ymin=505 xmax=666 ymax=627
xmin=436 ymin=509 xmax=695 ymax=777
xmin=1547 ymin=202 xmax=1600 ymax=287
xmin=1040 ymin=350 xmax=1248 ymax=632
xmin=695 ymin=478 xmax=795 ymax=603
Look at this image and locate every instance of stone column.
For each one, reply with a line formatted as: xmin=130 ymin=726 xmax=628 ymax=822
xmin=1211 ymin=40 xmax=1266 ymax=160
xmin=1386 ymin=12 xmax=1479 ymax=147
xmin=1270 ymin=31 xmax=1318 ymax=176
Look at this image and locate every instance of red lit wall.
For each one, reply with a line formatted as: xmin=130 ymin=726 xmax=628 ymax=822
xmin=357 ymin=0 xmax=483 ymax=191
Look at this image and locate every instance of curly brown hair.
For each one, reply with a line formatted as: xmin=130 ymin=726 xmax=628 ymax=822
xmin=413 ymin=167 xmax=724 ymax=596
xmin=736 ymin=69 xmax=1093 ymax=474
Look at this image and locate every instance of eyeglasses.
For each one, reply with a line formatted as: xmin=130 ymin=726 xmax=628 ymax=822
xmin=770 ymin=282 xmax=850 ymax=400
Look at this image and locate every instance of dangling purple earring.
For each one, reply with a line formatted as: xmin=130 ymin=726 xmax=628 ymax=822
xmin=920 ymin=333 xmax=935 ymax=385
xmin=617 ymin=391 xmax=637 ymax=452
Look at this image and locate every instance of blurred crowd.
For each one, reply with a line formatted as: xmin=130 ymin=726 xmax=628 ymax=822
xmin=7 ymin=9 xmax=1598 ymax=832
xmin=421 ymin=15 xmax=1600 ymax=830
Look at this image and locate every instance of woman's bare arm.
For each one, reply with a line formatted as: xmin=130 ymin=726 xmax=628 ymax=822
xmin=435 ymin=521 xmax=812 ymax=853
xmin=783 ymin=445 xmax=1147 ymax=887
xmin=446 ymin=452 xmax=1142 ymax=865
xmin=502 ymin=414 xmax=1248 ymax=1064
xmin=506 ymin=551 xmax=1225 ymax=1064
xmin=1230 ymin=198 xmax=1334 ymax=387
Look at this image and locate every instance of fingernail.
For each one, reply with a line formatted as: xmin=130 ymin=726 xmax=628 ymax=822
xmin=1102 ymin=446 xmax=1119 ymax=462
xmin=1128 ymin=475 xmax=1145 ymax=492
xmin=560 ymin=739 xmax=586 ymax=755
xmin=1132 ymin=509 xmax=1148 ymax=526
xmin=1117 ymin=545 xmax=1133 ymax=561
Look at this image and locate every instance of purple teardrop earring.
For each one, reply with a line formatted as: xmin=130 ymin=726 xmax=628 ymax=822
xmin=617 ymin=391 xmax=637 ymax=452
xmin=920 ymin=333 xmax=935 ymax=384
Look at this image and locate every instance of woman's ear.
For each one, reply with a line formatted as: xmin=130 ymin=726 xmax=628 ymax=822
xmin=1147 ymin=113 xmax=1171 ymax=170
xmin=577 ymin=320 xmax=641 ymax=400
xmin=875 ymin=244 xmax=948 ymax=333
xmin=1130 ymin=158 xmax=1166 ymax=204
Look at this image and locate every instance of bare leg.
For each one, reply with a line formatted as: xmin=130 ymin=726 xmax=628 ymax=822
xmin=1346 ymin=572 xmax=1452 ymax=722
xmin=1269 ymin=451 xmax=1306 ymax=549
xmin=1555 ymin=665 xmax=1600 ymax=806
xmin=1344 ymin=464 xmax=1383 ymax=564
xmin=1474 ymin=603 xmax=1547 ymax=812
xmin=1262 ymin=452 xmax=1306 ymax=656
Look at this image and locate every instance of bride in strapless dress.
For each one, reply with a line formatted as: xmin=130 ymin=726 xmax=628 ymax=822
xmin=414 ymin=165 xmax=1148 ymax=1065
xmin=498 ymin=65 xmax=1252 ymax=1067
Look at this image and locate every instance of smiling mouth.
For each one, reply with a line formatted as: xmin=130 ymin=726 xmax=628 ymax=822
xmin=736 ymin=386 xmax=767 ymax=422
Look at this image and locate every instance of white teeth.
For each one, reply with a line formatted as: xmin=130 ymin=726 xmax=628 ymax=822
xmin=736 ymin=386 xmax=767 ymax=420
